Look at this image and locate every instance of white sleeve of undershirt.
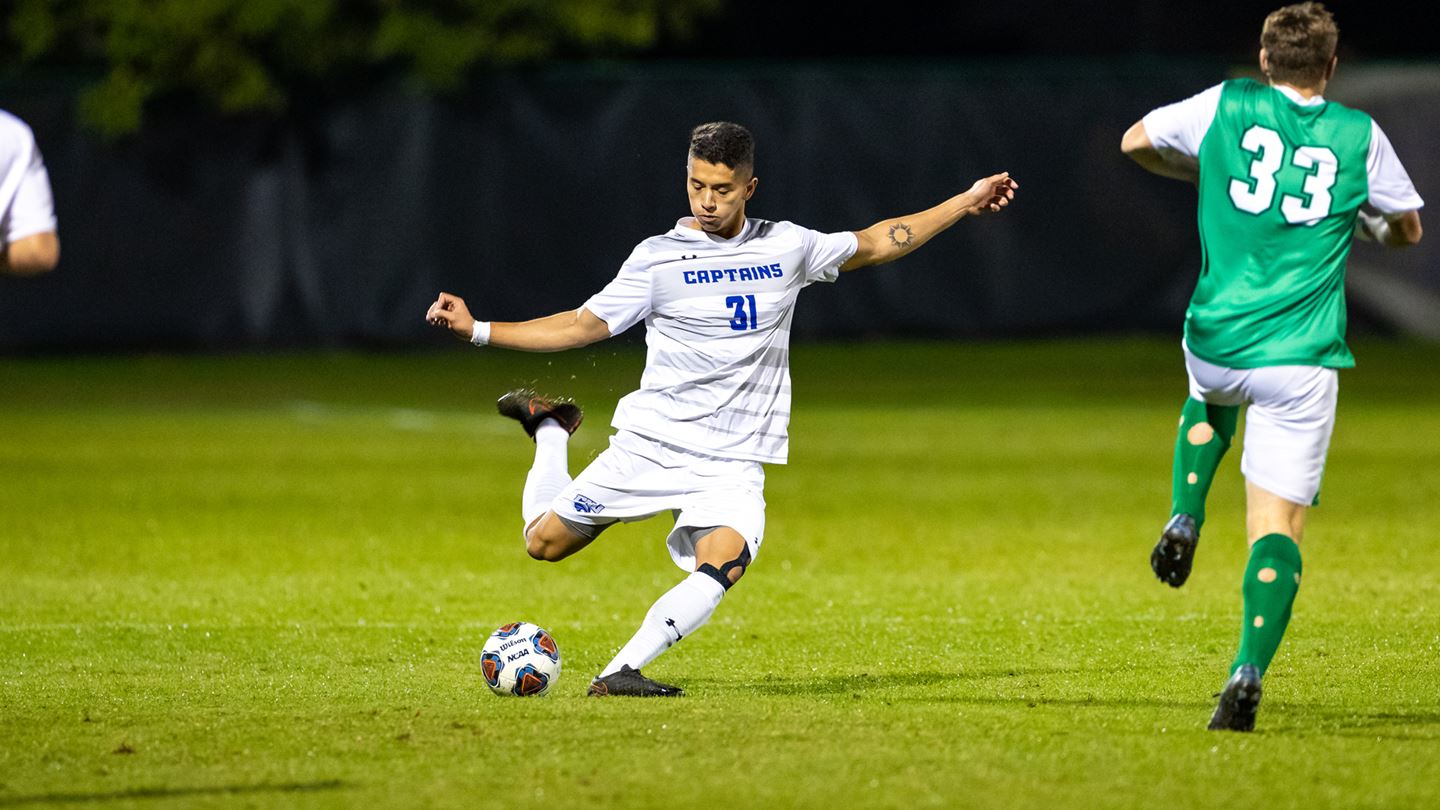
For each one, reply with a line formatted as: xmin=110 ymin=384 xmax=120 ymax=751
xmin=1365 ymin=120 xmax=1424 ymax=216
xmin=1140 ymin=83 xmax=1224 ymax=159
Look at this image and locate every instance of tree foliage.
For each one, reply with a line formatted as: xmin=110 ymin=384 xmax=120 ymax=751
xmin=3 ymin=0 xmax=720 ymax=134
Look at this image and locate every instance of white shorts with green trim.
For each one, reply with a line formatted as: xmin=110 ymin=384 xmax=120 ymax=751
xmin=1184 ymin=345 xmax=1338 ymax=506
xmin=552 ymin=429 xmax=766 ymax=571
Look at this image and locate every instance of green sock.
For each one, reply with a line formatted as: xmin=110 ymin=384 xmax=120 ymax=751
xmin=1170 ymin=397 xmax=1239 ymax=529
xmin=1231 ymin=533 xmax=1303 ymax=677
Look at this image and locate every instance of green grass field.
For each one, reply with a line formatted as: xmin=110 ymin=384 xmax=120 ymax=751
xmin=3 ymin=339 xmax=1439 ymax=808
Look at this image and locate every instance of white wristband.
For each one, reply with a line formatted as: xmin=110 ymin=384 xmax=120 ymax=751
xmin=470 ymin=321 xmax=492 ymax=346
xmin=1355 ymin=211 xmax=1391 ymax=244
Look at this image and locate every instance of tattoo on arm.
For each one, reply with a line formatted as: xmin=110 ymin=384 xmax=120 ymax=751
xmin=887 ymin=222 xmax=914 ymax=248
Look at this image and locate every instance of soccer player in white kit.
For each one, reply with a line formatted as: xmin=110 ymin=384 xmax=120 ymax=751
xmin=0 ymin=109 xmax=60 ymax=276
xmin=428 ymin=122 xmax=1017 ymax=696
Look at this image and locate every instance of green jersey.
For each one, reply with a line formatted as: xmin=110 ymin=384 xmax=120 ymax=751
xmin=1161 ymin=79 xmax=1376 ymax=368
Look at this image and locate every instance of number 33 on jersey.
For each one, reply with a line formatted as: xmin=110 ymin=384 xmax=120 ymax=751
xmin=1227 ymin=124 xmax=1340 ymax=224
xmin=1143 ymin=78 xmax=1423 ymax=370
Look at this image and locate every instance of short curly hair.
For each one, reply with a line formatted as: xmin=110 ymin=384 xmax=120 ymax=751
xmin=688 ymin=122 xmax=755 ymax=173
xmin=1261 ymin=3 xmax=1338 ymax=86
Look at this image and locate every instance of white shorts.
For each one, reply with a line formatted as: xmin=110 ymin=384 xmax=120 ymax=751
xmin=1184 ymin=345 xmax=1339 ymax=506
xmin=553 ymin=430 xmax=766 ymax=572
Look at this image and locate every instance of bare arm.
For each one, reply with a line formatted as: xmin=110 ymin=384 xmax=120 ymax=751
xmin=1120 ymin=120 xmax=1199 ymax=184
xmin=1 ymin=231 xmax=60 ymax=275
xmin=1389 ymin=210 xmax=1424 ymax=246
xmin=425 ymin=292 xmax=612 ymax=352
xmin=841 ymin=172 xmax=1018 ymax=271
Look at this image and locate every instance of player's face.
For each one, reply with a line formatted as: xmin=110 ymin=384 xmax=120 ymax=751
xmin=686 ymin=158 xmax=757 ymax=239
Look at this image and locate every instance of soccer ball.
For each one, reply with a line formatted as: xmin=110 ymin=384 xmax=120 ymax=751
xmin=480 ymin=622 xmax=562 ymax=697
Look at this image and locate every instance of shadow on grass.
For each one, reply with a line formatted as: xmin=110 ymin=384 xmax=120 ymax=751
xmin=691 ymin=671 xmax=1440 ymax=735
xmin=734 ymin=669 xmax=1032 ymax=696
xmin=705 ymin=669 xmax=1215 ymax=709
xmin=0 ymin=779 xmax=349 ymax=807
xmin=1286 ymin=707 xmax=1440 ymax=740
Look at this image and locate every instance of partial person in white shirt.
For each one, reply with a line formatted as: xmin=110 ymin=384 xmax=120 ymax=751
xmin=0 ymin=109 xmax=60 ymax=276
xmin=427 ymin=121 xmax=1017 ymax=696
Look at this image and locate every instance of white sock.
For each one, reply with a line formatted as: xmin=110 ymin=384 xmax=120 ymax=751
xmin=599 ymin=572 xmax=726 ymax=677
xmin=522 ymin=419 xmax=571 ymax=526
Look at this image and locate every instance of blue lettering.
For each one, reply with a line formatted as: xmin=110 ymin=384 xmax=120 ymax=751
xmin=727 ymin=294 xmax=758 ymax=330
xmin=681 ymin=263 xmax=785 ymax=284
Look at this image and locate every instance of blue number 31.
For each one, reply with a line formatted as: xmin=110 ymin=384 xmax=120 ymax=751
xmin=727 ymin=295 xmax=758 ymax=330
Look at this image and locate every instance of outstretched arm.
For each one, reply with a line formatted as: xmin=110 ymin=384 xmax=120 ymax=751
xmin=841 ymin=172 xmax=1018 ymax=271
xmin=425 ymin=292 xmax=612 ymax=352
xmin=1121 ymin=120 xmax=1199 ymax=184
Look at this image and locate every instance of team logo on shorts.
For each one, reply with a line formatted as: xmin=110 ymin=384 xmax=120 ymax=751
xmin=572 ymin=494 xmax=605 ymax=514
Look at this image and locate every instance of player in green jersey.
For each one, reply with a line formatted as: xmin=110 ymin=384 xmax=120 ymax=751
xmin=1121 ymin=2 xmax=1423 ymax=731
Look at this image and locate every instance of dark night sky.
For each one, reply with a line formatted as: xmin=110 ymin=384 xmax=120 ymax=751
xmin=649 ymin=1 xmax=1440 ymax=62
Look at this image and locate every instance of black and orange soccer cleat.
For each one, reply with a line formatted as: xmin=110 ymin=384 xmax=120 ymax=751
xmin=496 ymin=389 xmax=583 ymax=439
xmin=587 ymin=665 xmax=684 ymax=697
xmin=1208 ymin=664 xmax=1262 ymax=732
xmin=1151 ymin=513 xmax=1199 ymax=588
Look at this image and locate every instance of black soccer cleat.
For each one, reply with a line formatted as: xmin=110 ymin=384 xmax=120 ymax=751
xmin=496 ymin=389 xmax=583 ymax=439
xmin=1151 ymin=513 xmax=1200 ymax=588
xmin=587 ymin=665 xmax=684 ymax=697
xmin=1208 ymin=664 xmax=1263 ymax=732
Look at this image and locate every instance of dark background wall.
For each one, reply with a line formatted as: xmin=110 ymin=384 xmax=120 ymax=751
xmin=653 ymin=0 xmax=1440 ymax=62
xmin=1 ymin=1 xmax=1434 ymax=352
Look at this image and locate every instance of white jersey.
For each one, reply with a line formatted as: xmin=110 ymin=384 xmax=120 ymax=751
xmin=582 ymin=217 xmax=858 ymax=464
xmin=0 ymin=110 xmax=58 ymax=246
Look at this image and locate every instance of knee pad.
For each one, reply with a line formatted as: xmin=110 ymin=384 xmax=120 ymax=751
xmin=698 ymin=545 xmax=752 ymax=590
